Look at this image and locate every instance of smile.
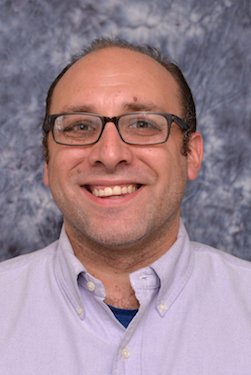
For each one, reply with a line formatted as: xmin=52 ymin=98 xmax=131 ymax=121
xmin=90 ymin=184 xmax=138 ymax=197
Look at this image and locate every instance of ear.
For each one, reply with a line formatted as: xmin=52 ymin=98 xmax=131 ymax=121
xmin=43 ymin=162 xmax=49 ymax=187
xmin=187 ymin=132 xmax=203 ymax=181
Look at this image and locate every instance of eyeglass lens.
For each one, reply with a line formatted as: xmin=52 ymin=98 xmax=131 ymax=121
xmin=53 ymin=113 xmax=170 ymax=146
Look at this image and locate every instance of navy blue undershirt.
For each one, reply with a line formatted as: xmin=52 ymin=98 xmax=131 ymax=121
xmin=108 ymin=305 xmax=138 ymax=328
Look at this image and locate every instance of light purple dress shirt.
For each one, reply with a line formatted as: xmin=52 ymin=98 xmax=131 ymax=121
xmin=1 ymin=222 xmax=251 ymax=374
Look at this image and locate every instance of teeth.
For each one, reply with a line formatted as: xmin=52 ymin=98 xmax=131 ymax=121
xmin=92 ymin=185 xmax=137 ymax=197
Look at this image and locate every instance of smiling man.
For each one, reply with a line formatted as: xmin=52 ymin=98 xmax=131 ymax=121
xmin=1 ymin=38 xmax=251 ymax=374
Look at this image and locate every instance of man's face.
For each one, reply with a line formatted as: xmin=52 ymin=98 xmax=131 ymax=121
xmin=44 ymin=47 xmax=202 ymax=253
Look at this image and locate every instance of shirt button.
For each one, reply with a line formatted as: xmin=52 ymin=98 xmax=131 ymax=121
xmin=158 ymin=302 xmax=167 ymax=314
xmin=76 ymin=306 xmax=84 ymax=316
xmin=86 ymin=281 xmax=96 ymax=292
xmin=121 ymin=347 xmax=130 ymax=359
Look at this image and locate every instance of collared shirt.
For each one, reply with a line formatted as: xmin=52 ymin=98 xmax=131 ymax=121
xmin=1 ymin=223 xmax=251 ymax=374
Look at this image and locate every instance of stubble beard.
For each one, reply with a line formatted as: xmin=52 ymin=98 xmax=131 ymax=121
xmin=64 ymin=192 xmax=183 ymax=261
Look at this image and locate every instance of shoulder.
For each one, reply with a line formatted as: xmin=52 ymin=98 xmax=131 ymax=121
xmin=190 ymin=240 xmax=251 ymax=288
xmin=0 ymin=241 xmax=59 ymax=278
xmin=191 ymin=241 xmax=251 ymax=269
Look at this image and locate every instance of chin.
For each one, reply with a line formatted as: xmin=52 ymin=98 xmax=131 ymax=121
xmin=86 ymin=228 xmax=146 ymax=250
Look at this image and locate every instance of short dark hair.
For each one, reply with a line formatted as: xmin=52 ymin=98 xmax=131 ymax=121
xmin=42 ymin=37 xmax=196 ymax=161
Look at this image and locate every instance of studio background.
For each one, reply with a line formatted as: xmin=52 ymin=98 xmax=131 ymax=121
xmin=1 ymin=0 xmax=251 ymax=261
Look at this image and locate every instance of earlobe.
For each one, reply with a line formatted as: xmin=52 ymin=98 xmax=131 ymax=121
xmin=43 ymin=162 xmax=49 ymax=186
xmin=187 ymin=132 xmax=203 ymax=181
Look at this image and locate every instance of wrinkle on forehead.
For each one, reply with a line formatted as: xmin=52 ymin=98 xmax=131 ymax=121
xmin=88 ymin=68 xmax=157 ymax=87
xmin=60 ymin=101 xmax=167 ymax=115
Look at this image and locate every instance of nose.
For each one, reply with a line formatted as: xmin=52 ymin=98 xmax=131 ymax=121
xmin=88 ymin=122 xmax=133 ymax=171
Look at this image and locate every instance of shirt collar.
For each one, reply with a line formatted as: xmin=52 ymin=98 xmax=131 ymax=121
xmin=150 ymin=221 xmax=194 ymax=315
xmin=54 ymin=227 xmax=86 ymax=319
xmin=129 ymin=221 xmax=194 ymax=316
xmin=54 ymin=221 xmax=193 ymax=319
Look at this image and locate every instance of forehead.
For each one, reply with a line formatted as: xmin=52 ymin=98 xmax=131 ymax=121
xmin=50 ymin=47 xmax=181 ymax=113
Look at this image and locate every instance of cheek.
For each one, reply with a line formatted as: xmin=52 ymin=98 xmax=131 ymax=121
xmin=48 ymin=146 xmax=87 ymax=173
xmin=47 ymin=135 xmax=86 ymax=167
xmin=45 ymin=150 xmax=70 ymax=188
xmin=146 ymin=142 xmax=187 ymax=179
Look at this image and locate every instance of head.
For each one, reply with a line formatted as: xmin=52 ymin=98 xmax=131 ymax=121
xmin=42 ymin=38 xmax=197 ymax=162
xmin=42 ymin=38 xmax=203 ymax=261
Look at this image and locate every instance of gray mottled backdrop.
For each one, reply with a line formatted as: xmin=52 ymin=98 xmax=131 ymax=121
xmin=1 ymin=0 xmax=251 ymax=261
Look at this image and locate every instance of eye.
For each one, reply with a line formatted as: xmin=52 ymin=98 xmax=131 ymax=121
xmin=128 ymin=118 xmax=161 ymax=132
xmin=63 ymin=121 xmax=94 ymax=132
xmin=58 ymin=117 xmax=100 ymax=139
xmin=76 ymin=123 xmax=89 ymax=131
xmin=133 ymin=120 xmax=153 ymax=128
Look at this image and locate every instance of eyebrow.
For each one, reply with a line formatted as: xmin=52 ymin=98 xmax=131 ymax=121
xmin=60 ymin=105 xmax=96 ymax=113
xmin=59 ymin=102 xmax=165 ymax=114
xmin=122 ymin=102 xmax=164 ymax=112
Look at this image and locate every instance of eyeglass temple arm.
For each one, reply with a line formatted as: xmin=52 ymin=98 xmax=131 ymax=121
xmin=42 ymin=115 xmax=55 ymax=133
xmin=171 ymin=115 xmax=190 ymax=132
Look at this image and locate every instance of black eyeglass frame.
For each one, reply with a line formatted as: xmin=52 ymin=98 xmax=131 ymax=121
xmin=43 ymin=112 xmax=190 ymax=146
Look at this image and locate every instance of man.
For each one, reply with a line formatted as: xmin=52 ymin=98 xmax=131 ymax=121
xmin=0 ymin=38 xmax=251 ymax=374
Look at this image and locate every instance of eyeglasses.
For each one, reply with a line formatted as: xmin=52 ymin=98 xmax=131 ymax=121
xmin=43 ymin=112 xmax=190 ymax=146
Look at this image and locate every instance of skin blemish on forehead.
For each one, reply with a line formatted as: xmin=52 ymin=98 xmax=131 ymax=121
xmin=133 ymin=96 xmax=138 ymax=102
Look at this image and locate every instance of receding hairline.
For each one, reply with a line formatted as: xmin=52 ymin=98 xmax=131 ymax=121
xmin=49 ymin=45 xmax=184 ymax=114
xmin=66 ymin=44 xmax=173 ymax=69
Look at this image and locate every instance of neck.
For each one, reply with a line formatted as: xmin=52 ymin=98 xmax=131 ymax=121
xmin=65 ymin=219 xmax=179 ymax=309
